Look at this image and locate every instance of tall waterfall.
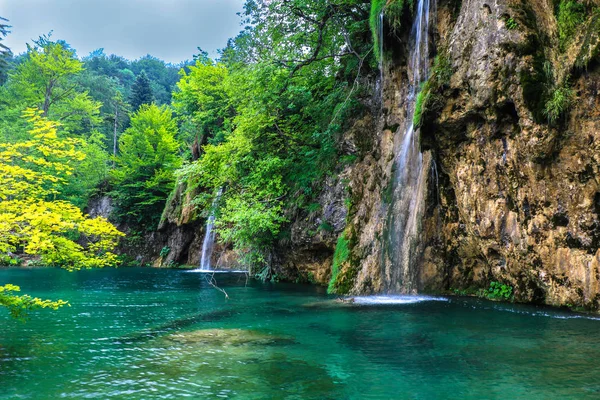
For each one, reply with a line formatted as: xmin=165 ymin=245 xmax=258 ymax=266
xmin=199 ymin=188 xmax=222 ymax=271
xmin=383 ymin=0 xmax=436 ymax=293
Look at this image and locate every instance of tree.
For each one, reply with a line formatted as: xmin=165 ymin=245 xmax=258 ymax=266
xmin=0 ymin=109 xmax=124 ymax=319
xmin=14 ymin=41 xmax=83 ymax=116
xmin=0 ymin=16 xmax=12 ymax=84
xmin=110 ymin=104 xmax=180 ymax=229
xmin=173 ymin=59 xmax=233 ymax=152
xmin=129 ymin=70 xmax=154 ymax=110
xmin=111 ymin=91 xmax=130 ymax=164
xmin=3 ymin=39 xmax=102 ymax=136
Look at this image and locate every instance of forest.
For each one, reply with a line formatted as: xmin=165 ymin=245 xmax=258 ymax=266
xmin=0 ymin=1 xmax=376 ymax=317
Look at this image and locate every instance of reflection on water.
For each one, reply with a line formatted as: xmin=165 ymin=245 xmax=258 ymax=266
xmin=1 ymin=267 xmax=600 ymax=399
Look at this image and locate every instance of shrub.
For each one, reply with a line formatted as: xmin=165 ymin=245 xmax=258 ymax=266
xmin=483 ymin=281 xmax=513 ymax=301
xmin=159 ymin=246 xmax=171 ymax=258
xmin=505 ymin=17 xmax=518 ymax=30
xmin=544 ymin=85 xmax=574 ymax=124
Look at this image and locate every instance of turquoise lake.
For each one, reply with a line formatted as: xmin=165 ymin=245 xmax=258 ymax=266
xmin=1 ymin=267 xmax=600 ymax=399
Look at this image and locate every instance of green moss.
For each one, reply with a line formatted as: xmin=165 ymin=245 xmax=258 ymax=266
xmin=505 ymin=16 xmax=518 ymax=30
xmin=332 ymin=263 xmax=359 ymax=294
xmin=575 ymin=9 xmax=600 ymax=69
xmin=327 ymin=233 xmax=350 ymax=294
xmin=556 ymin=0 xmax=589 ymax=51
xmin=370 ymin=0 xmax=415 ymax=63
xmin=412 ymin=53 xmax=453 ymax=128
xmin=370 ymin=0 xmax=386 ymax=63
xmin=413 ymin=85 xmax=429 ymax=127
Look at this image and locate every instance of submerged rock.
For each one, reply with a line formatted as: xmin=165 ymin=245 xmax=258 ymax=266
xmin=161 ymin=328 xmax=294 ymax=347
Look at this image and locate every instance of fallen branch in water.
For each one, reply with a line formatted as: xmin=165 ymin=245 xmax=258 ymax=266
xmin=204 ymin=271 xmax=229 ymax=299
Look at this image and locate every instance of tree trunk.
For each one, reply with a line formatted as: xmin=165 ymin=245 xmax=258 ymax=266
xmin=113 ymin=104 xmax=118 ymax=168
xmin=42 ymin=81 xmax=54 ymax=117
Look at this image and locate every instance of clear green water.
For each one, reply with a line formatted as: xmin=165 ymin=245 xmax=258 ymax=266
xmin=2 ymin=268 xmax=600 ymax=399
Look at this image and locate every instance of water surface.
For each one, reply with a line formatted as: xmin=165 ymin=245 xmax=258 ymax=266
xmin=1 ymin=267 xmax=599 ymax=399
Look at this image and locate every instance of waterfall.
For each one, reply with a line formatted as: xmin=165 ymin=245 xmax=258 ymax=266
xmin=383 ymin=0 xmax=436 ymax=293
xmin=379 ymin=9 xmax=385 ymax=99
xmin=199 ymin=188 xmax=222 ymax=271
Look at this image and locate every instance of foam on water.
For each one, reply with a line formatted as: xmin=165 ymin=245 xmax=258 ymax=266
xmin=349 ymin=295 xmax=448 ymax=305
xmin=186 ymin=269 xmax=248 ymax=274
xmin=487 ymin=304 xmax=600 ymax=321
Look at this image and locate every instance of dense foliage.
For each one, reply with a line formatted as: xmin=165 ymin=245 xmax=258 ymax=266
xmin=0 ymin=109 xmax=124 ymax=267
xmin=0 ymin=17 xmax=11 ymax=83
xmin=0 ymin=109 xmax=123 ymax=318
xmin=110 ymin=104 xmax=181 ymax=230
xmin=175 ymin=0 xmax=374 ymax=271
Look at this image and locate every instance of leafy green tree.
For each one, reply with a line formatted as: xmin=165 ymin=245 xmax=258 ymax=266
xmin=2 ymin=39 xmax=102 ymax=137
xmin=173 ymin=60 xmax=233 ymax=150
xmin=60 ymin=130 xmax=111 ymax=208
xmin=110 ymin=91 xmax=130 ymax=162
xmin=111 ymin=104 xmax=180 ymax=229
xmin=129 ymin=70 xmax=154 ymax=110
xmin=13 ymin=41 xmax=83 ymax=116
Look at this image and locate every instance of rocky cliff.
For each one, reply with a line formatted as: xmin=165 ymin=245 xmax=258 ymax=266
xmin=274 ymin=0 xmax=600 ymax=311
xmin=128 ymin=0 xmax=600 ymax=311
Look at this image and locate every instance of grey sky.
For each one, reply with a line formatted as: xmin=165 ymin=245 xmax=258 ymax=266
xmin=0 ymin=0 xmax=245 ymax=63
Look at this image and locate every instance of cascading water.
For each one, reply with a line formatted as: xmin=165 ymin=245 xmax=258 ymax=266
xmin=199 ymin=188 xmax=222 ymax=271
xmin=383 ymin=0 xmax=436 ymax=293
xmin=378 ymin=9 xmax=385 ymax=99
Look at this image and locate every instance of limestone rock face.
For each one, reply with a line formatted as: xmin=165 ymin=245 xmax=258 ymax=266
xmin=422 ymin=0 xmax=600 ymax=309
xmin=116 ymin=182 xmax=239 ymax=270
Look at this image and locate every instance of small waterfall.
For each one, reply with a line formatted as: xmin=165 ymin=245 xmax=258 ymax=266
xmin=383 ymin=0 xmax=436 ymax=293
xmin=379 ymin=9 xmax=385 ymax=94
xmin=199 ymin=188 xmax=222 ymax=271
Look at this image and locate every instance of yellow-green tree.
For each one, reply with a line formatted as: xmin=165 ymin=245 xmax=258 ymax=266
xmin=0 ymin=109 xmax=124 ymax=319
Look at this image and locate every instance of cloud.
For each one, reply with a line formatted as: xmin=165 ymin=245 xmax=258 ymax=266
xmin=0 ymin=0 xmax=245 ymax=63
